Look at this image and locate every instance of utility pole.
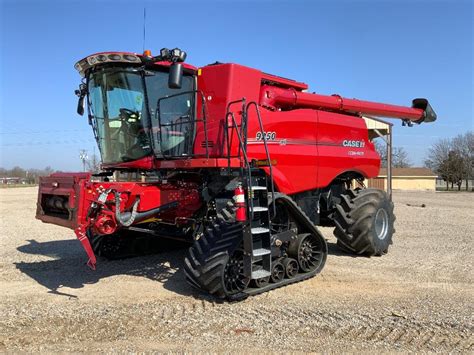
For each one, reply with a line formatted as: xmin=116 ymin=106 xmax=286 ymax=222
xmin=79 ymin=149 xmax=88 ymax=172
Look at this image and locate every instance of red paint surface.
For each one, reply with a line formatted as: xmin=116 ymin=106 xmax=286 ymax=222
xmin=37 ymin=55 xmax=435 ymax=264
xmin=39 ymin=56 xmax=433 ymax=223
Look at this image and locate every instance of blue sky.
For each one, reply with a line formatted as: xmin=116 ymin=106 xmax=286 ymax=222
xmin=0 ymin=0 xmax=472 ymax=171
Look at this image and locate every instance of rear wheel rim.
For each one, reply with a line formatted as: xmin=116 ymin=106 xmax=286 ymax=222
xmin=374 ymin=208 xmax=389 ymax=240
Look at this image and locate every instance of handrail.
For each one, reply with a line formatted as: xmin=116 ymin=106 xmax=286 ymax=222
xmin=246 ymin=101 xmax=276 ymax=217
xmin=225 ymin=111 xmax=256 ymax=218
xmin=225 ymin=99 xmax=247 ymax=171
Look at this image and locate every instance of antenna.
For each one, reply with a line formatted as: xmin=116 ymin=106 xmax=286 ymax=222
xmin=142 ymin=7 xmax=147 ymax=52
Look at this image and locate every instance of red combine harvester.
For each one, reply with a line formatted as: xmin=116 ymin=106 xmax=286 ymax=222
xmin=36 ymin=48 xmax=436 ymax=300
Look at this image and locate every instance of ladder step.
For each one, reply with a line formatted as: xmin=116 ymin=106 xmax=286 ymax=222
xmin=250 ymin=206 xmax=268 ymax=212
xmin=250 ymin=186 xmax=267 ymax=191
xmin=251 ymin=227 xmax=270 ymax=234
xmin=253 ymin=248 xmax=271 ymax=257
xmin=251 ymin=269 xmax=271 ymax=279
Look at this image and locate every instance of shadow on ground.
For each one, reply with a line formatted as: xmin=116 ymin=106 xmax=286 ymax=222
xmin=15 ymin=238 xmax=198 ymax=298
xmin=326 ymin=241 xmax=360 ymax=258
xmin=16 ymin=237 xmax=358 ymax=298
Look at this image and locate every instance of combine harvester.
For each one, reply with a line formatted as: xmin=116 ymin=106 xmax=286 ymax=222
xmin=36 ymin=48 xmax=436 ymax=300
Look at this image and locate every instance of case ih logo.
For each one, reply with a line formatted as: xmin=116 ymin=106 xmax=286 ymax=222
xmin=342 ymin=140 xmax=365 ymax=148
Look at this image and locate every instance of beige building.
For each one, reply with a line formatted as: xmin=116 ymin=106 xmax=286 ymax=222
xmin=368 ymin=168 xmax=438 ymax=191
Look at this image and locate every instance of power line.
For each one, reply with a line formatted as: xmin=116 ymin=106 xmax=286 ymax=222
xmin=0 ymin=129 xmax=90 ymax=135
xmin=1 ymin=138 xmax=95 ymax=147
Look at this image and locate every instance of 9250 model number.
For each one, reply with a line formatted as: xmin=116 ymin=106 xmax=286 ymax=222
xmin=256 ymin=131 xmax=276 ymax=141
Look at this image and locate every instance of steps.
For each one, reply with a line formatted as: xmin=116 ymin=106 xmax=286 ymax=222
xmin=225 ymin=101 xmax=275 ymax=281
xmin=243 ymin=168 xmax=272 ymax=279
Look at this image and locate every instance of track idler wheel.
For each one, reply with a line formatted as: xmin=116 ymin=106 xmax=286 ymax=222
xmin=288 ymin=233 xmax=326 ymax=273
xmin=282 ymin=258 xmax=298 ymax=279
xmin=270 ymin=260 xmax=285 ymax=283
xmin=252 ymin=275 xmax=270 ymax=288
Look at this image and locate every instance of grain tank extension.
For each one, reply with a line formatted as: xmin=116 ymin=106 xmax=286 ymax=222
xmin=36 ymin=48 xmax=436 ymax=300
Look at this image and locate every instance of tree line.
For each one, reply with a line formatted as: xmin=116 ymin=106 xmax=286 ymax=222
xmin=0 ymin=153 xmax=101 ymax=185
xmin=375 ymin=141 xmax=412 ymax=168
xmin=0 ymin=166 xmax=55 ymax=184
xmin=424 ymin=131 xmax=473 ymax=190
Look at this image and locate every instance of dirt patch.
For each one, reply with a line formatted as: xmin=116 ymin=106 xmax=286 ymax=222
xmin=0 ymin=187 xmax=472 ymax=352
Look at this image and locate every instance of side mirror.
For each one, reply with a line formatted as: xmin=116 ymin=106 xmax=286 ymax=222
xmin=168 ymin=62 xmax=183 ymax=89
xmin=75 ymin=83 xmax=87 ymax=116
xmin=77 ymin=96 xmax=85 ymax=116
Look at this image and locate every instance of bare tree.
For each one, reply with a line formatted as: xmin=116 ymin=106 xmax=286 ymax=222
xmin=392 ymin=147 xmax=411 ymax=168
xmin=374 ymin=140 xmax=387 ymax=167
xmin=425 ymin=138 xmax=452 ymax=189
xmin=452 ymin=132 xmax=474 ymax=190
xmin=425 ymin=133 xmax=474 ymax=190
xmin=374 ymin=140 xmax=411 ymax=168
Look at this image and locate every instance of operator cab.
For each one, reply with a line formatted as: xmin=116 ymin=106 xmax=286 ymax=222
xmin=74 ymin=49 xmax=197 ymax=164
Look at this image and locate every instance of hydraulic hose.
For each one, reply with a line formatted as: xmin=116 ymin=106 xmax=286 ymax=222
xmin=115 ymin=192 xmax=140 ymax=227
xmin=114 ymin=191 xmax=179 ymax=227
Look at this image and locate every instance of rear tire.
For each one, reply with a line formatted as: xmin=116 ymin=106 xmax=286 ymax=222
xmin=332 ymin=188 xmax=395 ymax=256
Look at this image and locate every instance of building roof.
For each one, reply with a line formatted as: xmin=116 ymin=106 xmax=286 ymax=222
xmin=378 ymin=167 xmax=437 ymax=177
xmin=362 ymin=116 xmax=391 ymax=140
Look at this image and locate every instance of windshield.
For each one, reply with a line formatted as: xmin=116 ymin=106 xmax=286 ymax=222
xmin=88 ymin=67 xmax=194 ymax=164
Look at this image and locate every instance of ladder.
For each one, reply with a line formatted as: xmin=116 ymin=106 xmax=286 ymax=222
xmin=225 ymin=100 xmax=275 ymax=280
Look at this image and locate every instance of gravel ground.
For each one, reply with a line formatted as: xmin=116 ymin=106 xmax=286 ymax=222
xmin=0 ymin=187 xmax=473 ymax=352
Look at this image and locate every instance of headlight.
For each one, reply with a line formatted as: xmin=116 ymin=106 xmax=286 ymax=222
xmin=74 ymin=53 xmax=142 ymax=76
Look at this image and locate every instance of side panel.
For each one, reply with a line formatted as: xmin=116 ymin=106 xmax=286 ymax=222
xmin=246 ymin=109 xmax=318 ymax=194
xmin=195 ymin=64 xmax=262 ymax=157
xmin=245 ymin=109 xmax=380 ymax=194
xmin=316 ymin=111 xmax=380 ymax=187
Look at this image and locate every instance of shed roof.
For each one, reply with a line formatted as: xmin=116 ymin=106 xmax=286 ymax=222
xmin=378 ymin=167 xmax=437 ymax=177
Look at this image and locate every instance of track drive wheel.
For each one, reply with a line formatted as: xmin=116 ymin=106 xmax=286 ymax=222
xmin=184 ymin=218 xmax=249 ymax=299
xmin=332 ymin=188 xmax=395 ymax=256
xmin=288 ymin=233 xmax=326 ymax=273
